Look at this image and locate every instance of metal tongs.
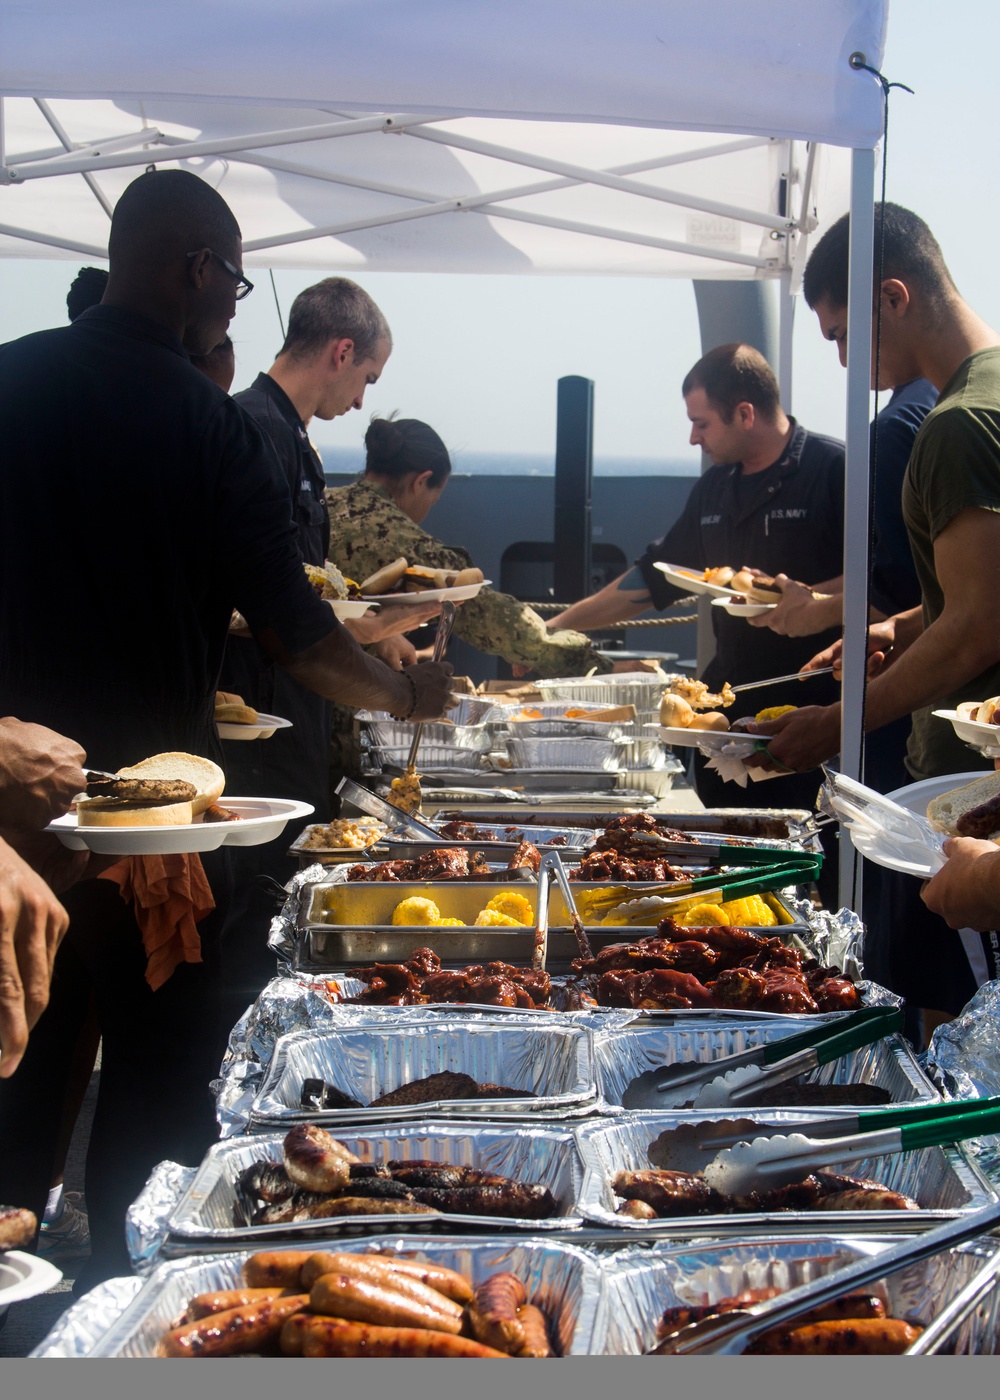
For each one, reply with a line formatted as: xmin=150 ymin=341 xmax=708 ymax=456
xmin=729 ymin=666 xmax=835 ymax=694
xmin=650 ymin=1199 xmax=1000 ymax=1354
xmin=389 ymin=600 xmax=458 ymax=813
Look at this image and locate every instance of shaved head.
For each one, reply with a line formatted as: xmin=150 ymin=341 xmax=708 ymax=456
xmin=109 ymin=169 xmax=241 ymax=270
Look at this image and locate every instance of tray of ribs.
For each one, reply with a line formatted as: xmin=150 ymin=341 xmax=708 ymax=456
xmin=341 ymin=844 xmax=546 ymax=881
xmin=600 ymin=1233 xmax=1000 ymax=1354
xmin=248 ymin=1019 xmax=596 ymax=1128
xmin=375 ymin=821 xmax=595 ymax=857
xmin=87 ymin=1237 xmax=605 ymax=1358
xmin=574 ymin=1111 xmax=997 ymax=1237
xmin=167 ymin=1122 xmax=585 ymax=1244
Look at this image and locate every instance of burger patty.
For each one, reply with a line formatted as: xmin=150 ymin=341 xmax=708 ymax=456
xmin=84 ymin=776 xmax=197 ymax=803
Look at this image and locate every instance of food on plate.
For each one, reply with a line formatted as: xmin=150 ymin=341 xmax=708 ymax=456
xmin=358 ymin=556 xmax=484 ymax=596
xmin=342 ymin=947 xmax=554 ymax=1009
xmin=300 ymin=817 xmax=386 ymax=850
xmin=77 ymin=752 xmax=225 ymax=827
xmin=612 ymin=1165 xmax=918 ymax=1219
xmin=927 ymin=771 xmax=1000 ymax=840
xmin=754 ymin=704 xmax=797 ymax=723
xmin=667 ymin=677 xmax=736 ymax=710
xmin=703 ymin=566 xmax=735 ymax=586
xmin=235 ymin=1127 xmax=560 ymax=1228
xmin=214 ymin=690 xmax=260 ymax=725
xmin=659 ymin=693 xmax=695 ymax=728
xmin=359 ymin=556 xmax=409 ymax=595
xmin=746 ymin=573 xmax=783 ymax=604
xmin=727 ymin=569 xmax=755 ymax=594
xmin=957 ymin=696 xmax=1000 ymax=725
xmin=689 ymin=711 xmax=730 ymax=732
xmin=0 ymin=1205 xmax=36 ymax=1250
xmin=304 ymin=560 xmax=362 ymax=601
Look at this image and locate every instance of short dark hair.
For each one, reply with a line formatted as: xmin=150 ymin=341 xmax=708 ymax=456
xmin=108 ymin=169 xmax=241 ymax=268
xmin=280 ymin=277 xmax=391 ymax=363
xmin=365 ymin=415 xmax=451 ymax=488
xmin=67 ymin=266 xmax=108 ymax=322
xmin=682 ymin=343 xmax=781 ymax=423
xmin=803 ymin=203 xmax=957 ymax=311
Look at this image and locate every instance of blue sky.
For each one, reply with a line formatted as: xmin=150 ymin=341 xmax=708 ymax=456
xmin=0 ymin=1 xmax=993 ymax=468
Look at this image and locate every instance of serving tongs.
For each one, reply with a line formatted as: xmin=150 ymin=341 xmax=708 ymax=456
xmin=388 ymin=600 xmax=458 ymax=813
xmin=729 ymin=665 xmax=836 ymax=694
xmin=540 ymin=849 xmax=594 ymax=962
xmin=649 ymin=1198 xmax=1000 ymax=1354
xmin=626 ymin=828 xmax=813 ymax=864
xmin=702 ymin=1095 xmax=1000 ymax=1196
xmin=700 ymin=1091 xmax=1000 ymax=1151
xmin=622 ymin=1006 xmax=899 ymax=1110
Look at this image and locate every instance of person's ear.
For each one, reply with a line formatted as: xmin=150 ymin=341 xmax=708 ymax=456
xmin=413 ymin=470 xmax=435 ymax=494
xmin=186 ymin=249 xmax=212 ymax=288
xmin=736 ymin=401 xmax=755 ymax=430
xmin=879 ymin=278 xmax=910 ymax=318
xmin=327 ymin=336 xmax=355 ymax=371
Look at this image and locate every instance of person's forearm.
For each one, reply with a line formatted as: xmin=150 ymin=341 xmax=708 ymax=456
xmin=548 ymin=568 xmax=653 ymax=632
xmin=862 ymin=606 xmax=1000 ymax=732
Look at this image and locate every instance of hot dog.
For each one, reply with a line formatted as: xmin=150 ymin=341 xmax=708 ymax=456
xmin=159 ymin=1293 xmax=310 ymax=1357
xmin=515 ymin=1304 xmax=553 ymax=1358
xmin=469 ymin=1272 xmax=528 ymax=1353
xmin=309 ymin=1271 xmax=464 ymax=1333
xmin=282 ymin=1124 xmax=353 ymax=1193
xmin=185 ymin=1287 xmax=282 ymax=1321
xmin=817 ymin=1188 xmax=919 ymax=1211
xmin=300 ymin=1253 xmax=463 ymax=1316
xmin=357 ymin=1255 xmax=475 ymax=1305
xmin=749 ymin=1316 xmax=922 ymax=1355
xmin=283 ymin=1313 xmax=510 ymax=1358
xmin=243 ymin=1251 xmax=312 ymax=1289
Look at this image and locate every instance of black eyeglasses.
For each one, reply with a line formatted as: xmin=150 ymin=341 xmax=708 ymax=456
xmin=187 ymin=248 xmax=254 ymax=300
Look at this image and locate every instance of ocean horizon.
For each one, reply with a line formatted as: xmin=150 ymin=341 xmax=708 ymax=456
xmin=318 ymin=446 xmax=698 ymax=478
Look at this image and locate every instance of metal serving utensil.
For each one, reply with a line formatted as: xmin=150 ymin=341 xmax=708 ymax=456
xmin=540 ymin=848 xmax=593 ymax=961
xmin=700 ymin=1092 xmax=1000 ymax=1152
xmin=388 ymin=601 xmax=458 ymax=814
xmin=532 ymin=855 xmax=551 ymax=971
xmin=729 ymin=666 xmax=835 ymax=694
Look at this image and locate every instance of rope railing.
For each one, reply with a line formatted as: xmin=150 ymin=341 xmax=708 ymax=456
xmin=533 ymin=597 xmax=699 ymax=628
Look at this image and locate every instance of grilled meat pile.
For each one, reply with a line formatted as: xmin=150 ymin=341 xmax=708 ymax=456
xmin=438 ymin=820 xmax=567 ymax=846
xmin=613 ymin=1166 xmax=919 ymax=1219
xmin=235 ymin=1125 xmax=559 ymax=1227
xmin=299 ymin=1070 xmax=534 ymax=1111
xmin=573 ymin=919 xmax=859 ymax=1013
xmin=569 ymin=851 xmax=684 ymax=881
xmin=654 ymin=1288 xmax=922 ymax=1355
xmin=346 ymin=843 xmax=541 ymax=881
xmin=342 ymin=946 xmax=554 ymax=1008
xmin=591 ymin=812 xmax=693 ymax=858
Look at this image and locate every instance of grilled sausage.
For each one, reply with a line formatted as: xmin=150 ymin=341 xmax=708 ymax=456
xmin=282 ymin=1124 xmax=352 ymax=1193
xmin=469 ymin=1273 xmax=527 ymax=1353
xmin=243 ymin=1251 xmax=312 ymax=1289
xmin=310 ymin=1272 xmax=464 ymax=1333
xmin=284 ymin=1313 xmax=510 ymax=1358
xmin=300 ymin=1253 xmax=463 ymax=1317
xmin=612 ymin=1169 xmax=722 ymax=1216
xmin=407 ymin=1182 xmax=556 ymax=1219
xmin=355 ymin=1255 xmax=475 ymax=1305
xmin=292 ymin=1195 xmax=437 ymax=1219
xmin=817 ymin=1189 xmax=919 ymax=1211
xmin=159 ymin=1293 xmax=310 ymax=1356
xmin=185 ymin=1287 xmax=282 ymax=1321
xmin=516 ymin=1304 xmax=553 ymax=1358
xmin=750 ymin=1316 xmax=922 ymax=1355
xmin=387 ymin=1162 xmax=509 ymax=1189
xmin=617 ymin=1199 xmax=658 ymax=1220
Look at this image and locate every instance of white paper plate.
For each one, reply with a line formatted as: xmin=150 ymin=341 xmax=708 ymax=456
xmin=711 ymin=596 xmax=776 ymax=618
xmin=933 ymin=708 xmax=1000 ymax=755
xmin=329 ymin=598 xmax=376 ymax=620
xmin=47 ymin=797 xmax=314 ymax=855
xmin=653 ymin=724 xmax=773 ymax=755
xmin=832 ymin=771 xmax=963 ymax=879
xmin=0 ymin=1251 xmax=62 ymax=1315
xmin=362 ymin=579 xmax=490 ymax=605
xmin=216 ymin=712 xmax=293 ymax=741
xmin=652 ymin=562 xmax=736 ymax=598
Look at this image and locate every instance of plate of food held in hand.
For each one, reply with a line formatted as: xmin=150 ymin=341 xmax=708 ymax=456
xmin=359 ymin=556 xmax=489 ymax=605
xmin=654 ymin=695 xmax=792 ymax=755
xmin=652 ymin=562 xmax=753 ymax=598
xmin=934 ymin=696 xmax=1000 ymax=754
xmin=304 ymin=561 xmax=376 ymax=620
xmin=215 ymin=691 xmax=294 ymax=741
xmin=48 ymin=752 xmax=313 ymax=854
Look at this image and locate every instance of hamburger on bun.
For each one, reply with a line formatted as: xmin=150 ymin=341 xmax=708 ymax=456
xmin=747 ymin=574 xmax=783 ymax=605
xmin=77 ymin=752 xmax=225 ymax=827
xmin=927 ymin=772 xmax=1000 ymax=841
xmin=402 ymin=564 xmax=440 ymax=592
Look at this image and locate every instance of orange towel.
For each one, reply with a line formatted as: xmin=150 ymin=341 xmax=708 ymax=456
xmin=99 ymin=853 xmax=216 ymax=990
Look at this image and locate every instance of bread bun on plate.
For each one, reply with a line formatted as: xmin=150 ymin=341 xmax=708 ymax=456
xmin=660 ymin=694 xmax=695 ymax=728
xmin=927 ymin=772 xmax=1000 ymax=841
xmin=402 ymin=565 xmax=440 ymax=592
xmin=77 ymin=796 xmax=196 ymax=827
xmin=77 ymin=753 xmax=225 ymax=826
xmin=359 ymin=557 xmax=408 ymax=595
xmin=688 ymin=711 xmax=730 ymax=732
xmin=728 ymin=569 xmax=754 ymax=594
xmin=958 ymin=697 xmax=1000 ymax=725
xmin=748 ymin=575 xmax=783 ymax=604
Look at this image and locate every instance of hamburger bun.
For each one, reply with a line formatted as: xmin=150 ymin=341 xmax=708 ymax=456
xmin=359 ymin=557 xmax=408 ymax=595
xmin=77 ymin=796 xmax=196 ymax=827
xmin=215 ymin=702 xmax=260 ymax=725
xmin=687 ymin=710 xmax=730 ymax=732
xmin=971 ymin=697 xmax=1000 ymax=726
xmin=704 ymin=566 xmax=734 ymax=586
xmin=659 ymin=693 xmax=695 ymax=728
xmin=728 ymin=569 xmax=754 ymax=594
xmin=401 ymin=565 xmax=439 ymax=592
xmin=747 ymin=575 xmax=782 ymax=604
xmin=927 ymin=772 xmax=1000 ymax=840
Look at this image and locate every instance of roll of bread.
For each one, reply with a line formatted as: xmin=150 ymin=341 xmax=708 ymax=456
xmin=927 ymin=772 xmax=1000 ymax=840
xmin=77 ymin=797 xmax=196 ymax=827
xmin=728 ymin=569 xmax=754 ymax=594
xmin=659 ymin=693 xmax=695 ymax=728
xmin=359 ymin=557 xmax=408 ymax=595
xmin=704 ymin=566 xmax=734 ymax=586
xmin=748 ymin=576 xmax=782 ymax=604
xmin=78 ymin=752 xmax=225 ymax=826
xmin=687 ymin=711 xmax=730 ymax=732
xmin=215 ymin=702 xmax=260 ymax=725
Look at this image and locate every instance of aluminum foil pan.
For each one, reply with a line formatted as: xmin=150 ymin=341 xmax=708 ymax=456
xmin=379 ymin=827 xmax=596 ymax=855
xmin=250 ymin=1018 xmax=597 ymax=1127
xmin=364 ymin=720 xmax=492 ymax=751
xmin=87 ymin=1237 xmax=605 ymax=1358
xmin=30 ymin=1277 xmax=145 ymax=1358
xmin=357 ymin=698 xmax=502 ymax=726
xmin=508 ymin=718 xmax=629 ymax=739
xmin=507 ymin=736 xmax=624 ymax=770
xmin=592 ymin=1021 xmax=938 ymax=1112
xmin=615 ymin=764 xmax=683 ymax=797
xmin=537 ymin=674 xmax=680 ymax=708
xmin=601 ymin=1234 xmax=1000 ymax=1355
xmin=615 ymin=737 xmax=670 ymax=769
xmin=575 ymin=1110 xmax=997 ymax=1236
xmin=371 ymin=744 xmax=486 ymax=771
xmin=168 ymin=1122 xmax=585 ymax=1241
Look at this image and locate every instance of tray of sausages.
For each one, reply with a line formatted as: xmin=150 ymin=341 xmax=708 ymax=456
xmin=574 ymin=1111 xmax=997 ymax=1237
xmin=600 ymin=1234 xmax=1000 ymax=1354
xmin=167 ymin=1121 xmax=585 ymax=1244
xmin=249 ymin=1019 xmax=597 ymax=1130
xmin=592 ymin=1020 xmax=938 ymax=1113
xmin=86 ymin=1238 xmax=605 ymax=1357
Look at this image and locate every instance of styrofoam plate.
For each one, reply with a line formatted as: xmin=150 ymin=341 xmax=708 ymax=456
xmin=47 ymin=798 xmax=314 ymax=854
xmin=216 ymin=712 xmax=293 ymax=741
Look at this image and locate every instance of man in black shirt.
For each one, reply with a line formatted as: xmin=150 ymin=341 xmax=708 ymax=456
xmin=0 ymin=170 xmax=451 ymax=1286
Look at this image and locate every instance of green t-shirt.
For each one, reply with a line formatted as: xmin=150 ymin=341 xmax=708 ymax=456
xmin=902 ymin=347 xmax=1000 ymax=780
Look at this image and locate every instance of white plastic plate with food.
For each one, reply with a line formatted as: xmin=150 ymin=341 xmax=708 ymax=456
xmin=0 ymin=1251 xmax=62 ymax=1318
xmin=362 ymin=579 xmax=491 ymax=605
xmin=711 ymin=596 xmax=777 ymax=619
xmin=216 ymin=712 xmax=294 ymax=742
xmin=653 ymin=724 xmax=774 ymax=755
xmin=933 ymin=708 xmax=1000 ymax=755
xmin=329 ymin=599 xmax=376 ymax=621
xmin=652 ymin=562 xmax=738 ymax=598
xmin=48 ymin=798 xmax=315 ymax=855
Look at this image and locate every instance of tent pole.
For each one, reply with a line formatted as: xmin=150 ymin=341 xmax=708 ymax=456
xmin=838 ymin=145 xmax=876 ymax=913
xmin=0 ymin=98 xmax=5 ymax=172
xmin=778 ymin=267 xmax=794 ymax=413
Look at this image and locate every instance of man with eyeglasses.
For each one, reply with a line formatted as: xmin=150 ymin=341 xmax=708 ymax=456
xmin=0 ymin=169 xmax=453 ymax=1289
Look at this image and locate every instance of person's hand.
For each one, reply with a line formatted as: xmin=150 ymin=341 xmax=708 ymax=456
xmin=0 ymin=834 xmax=69 ymax=1078
xmin=744 ymin=703 xmax=842 ymax=774
xmin=0 ymin=829 xmax=101 ymax=894
xmin=344 ymin=599 xmax=441 ymax=645
xmin=800 ymin=619 xmax=894 ymax=683
xmin=0 ymin=718 xmax=87 ymax=830
xmin=511 ymin=663 xmax=534 ymax=679
xmin=921 ymin=836 xmax=1000 ymax=930
xmin=371 ymin=635 xmax=419 ymax=670
xmin=746 ymin=575 xmax=825 ymax=636
xmin=404 ymin=662 xmax=456 ymax=721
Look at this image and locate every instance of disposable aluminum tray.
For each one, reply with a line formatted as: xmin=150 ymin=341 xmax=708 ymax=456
xmin=592 ymin=1021 xmax=939 ymax=1112
xmin=372 ymin=744 xmax=485 ymax=770
xmin=507 ymin=718 xmax=629 ymax=739
xmin=506 ymin=737 xmax=625 ymax=770
xmin=575 ymin=1110 xmax=997 ymax=1237
xmin=615 ymin=737 xmax=669 ymax=769
xmin=600 ymin=1234 xmax=1000 ymax=1355
xmin=250 ymin=1018 xmax=596 ymax=1127
xmin=363 ymin=719 xmax=492 ymax=750
xmin=167 ymin=1122 xmax=586 ymax=1242
xmin=537 ymin=674 xmax=680 ymax=708
xmin=377 ymin=830 xmax=596 ymax=858
xmin=87 ymin=1236 xmax=605 ymax=1357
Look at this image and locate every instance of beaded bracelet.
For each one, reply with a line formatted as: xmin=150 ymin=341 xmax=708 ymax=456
xmin=390 ymin=671 xmax=418 ymax=721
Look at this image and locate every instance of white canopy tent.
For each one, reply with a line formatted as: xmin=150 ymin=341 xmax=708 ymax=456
xmin=1 ymin=0 xmax=889 ymax=903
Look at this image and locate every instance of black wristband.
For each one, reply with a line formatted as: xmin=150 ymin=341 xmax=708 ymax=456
xmin=389 ymin=671 xmax=418 ymax=721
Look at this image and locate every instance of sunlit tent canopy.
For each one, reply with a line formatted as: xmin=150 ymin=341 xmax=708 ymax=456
xmin=0 ymin=0 xmax=889 ymax=900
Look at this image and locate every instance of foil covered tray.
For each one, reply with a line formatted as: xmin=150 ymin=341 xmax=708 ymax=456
xmin=506 ymin=737 xmax=626 ymax=771
xmin=600 ymin=1234 xmax=1000 ymax=1355
xmin=592 ymin=1020 xmax=938 ymax=1111
xmin=376 ymin=827 xmax=596 ymax=856
xmin=372 ymin=744 xmax=486 ymax=771
xmin=87 ymin=1236 xmax=605 ymax=1357
xmin=250 ymin=1018 xmax=597 ymax=1127
xmin=575 ymin=1111 xmax=997 ymax=1236
xmin=363 ymin=719 xmax=492 ymax=750
xmin=169 ymin=1121 xmax=586 ymax=1241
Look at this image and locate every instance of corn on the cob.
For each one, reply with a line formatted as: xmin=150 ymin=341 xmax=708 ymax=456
xmin=719 ymin=894 xmax=778 ymax=927
xmin=676 ymin=903 xmax=730 ymax=927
